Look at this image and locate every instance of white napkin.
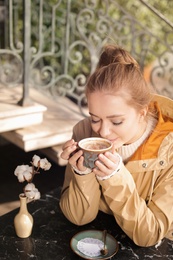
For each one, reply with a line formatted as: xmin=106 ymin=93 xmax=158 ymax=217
xmin=77 ymin=237 xmax=104 ymax=257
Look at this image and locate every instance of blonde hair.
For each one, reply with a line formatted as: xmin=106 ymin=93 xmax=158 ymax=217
xmin=85 ymin=44 xmax=154 ymax=111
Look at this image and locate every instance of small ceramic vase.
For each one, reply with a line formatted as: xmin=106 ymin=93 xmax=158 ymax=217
xmin=14 ymin=193 xmax=33 ymax=238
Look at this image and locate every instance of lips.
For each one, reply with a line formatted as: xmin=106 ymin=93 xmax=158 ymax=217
xmin=109 ymin=138 xmax=119 ymax=143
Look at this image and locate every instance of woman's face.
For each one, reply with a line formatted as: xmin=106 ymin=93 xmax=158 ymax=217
xmin=87 ymin=91 xmax=147 ymax=149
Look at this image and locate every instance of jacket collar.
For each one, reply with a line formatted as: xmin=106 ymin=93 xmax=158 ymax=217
xmin=130 ymin=95 xmax=173 ymax=160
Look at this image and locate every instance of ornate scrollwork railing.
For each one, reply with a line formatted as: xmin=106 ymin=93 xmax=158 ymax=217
xmin=0 ymin=0 xmax=173 ymax=113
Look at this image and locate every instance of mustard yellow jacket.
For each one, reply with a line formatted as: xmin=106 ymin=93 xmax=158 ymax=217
xmin=59 ymin=94 xmax=173 ymax=247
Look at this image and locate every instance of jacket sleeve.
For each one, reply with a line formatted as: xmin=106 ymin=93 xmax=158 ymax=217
xmin=59 ymin=118 xmax=101 ymax=225
xmin=59 ymin=163 xmax=101 ymax=225
xmin=99 ymin=162 xmax=173 ymax=247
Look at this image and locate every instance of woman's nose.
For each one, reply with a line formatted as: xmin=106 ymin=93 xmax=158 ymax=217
xmin=99 ymin=123 xmax=111 ymax=138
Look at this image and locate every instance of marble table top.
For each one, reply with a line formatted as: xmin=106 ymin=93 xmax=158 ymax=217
xmin=0 ymin=188 xmax=172 ymax=260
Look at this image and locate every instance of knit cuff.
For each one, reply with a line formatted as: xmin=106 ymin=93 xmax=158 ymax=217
xmin=72 ymin=165 xmax=92 ymax=175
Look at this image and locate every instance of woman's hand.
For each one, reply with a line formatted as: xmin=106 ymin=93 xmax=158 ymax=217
xmin=93 ymin=145 xmax=121 ymax=179
xmin=61 ymin=139 xmax=87 ymax=172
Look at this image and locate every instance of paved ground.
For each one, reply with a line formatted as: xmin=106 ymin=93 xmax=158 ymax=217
xmin=0 ymin=142 xmax=66 ymax=215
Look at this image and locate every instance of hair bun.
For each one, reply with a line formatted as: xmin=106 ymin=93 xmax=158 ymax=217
xmin=97 ymin=45 xmax=139 ymax=69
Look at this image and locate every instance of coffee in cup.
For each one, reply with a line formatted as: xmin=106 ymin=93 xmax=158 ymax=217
xmin=78 ymin=137 xmax=113 ymax=169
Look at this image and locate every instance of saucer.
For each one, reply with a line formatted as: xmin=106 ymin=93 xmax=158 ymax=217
xmin=70 ymin=229 xmax=119 ymax=259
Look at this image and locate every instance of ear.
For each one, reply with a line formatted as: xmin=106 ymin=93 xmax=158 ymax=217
xmin=139 ymin=106 xmax=148 ymax=121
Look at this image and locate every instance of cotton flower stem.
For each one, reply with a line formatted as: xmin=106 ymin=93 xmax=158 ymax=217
xmin=36 ymin=167 xmax=40 ymax=172
xmin=29 ymin=165 xmax=34 ymax=181
xmin=15 ymin=154 xmax=51 ymax=201
xmin=33 ymin=170 xmax=40 ymax=175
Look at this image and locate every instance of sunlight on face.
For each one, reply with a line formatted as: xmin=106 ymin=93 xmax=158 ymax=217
xmin=87 ymin=91 xmax=146 ymax=149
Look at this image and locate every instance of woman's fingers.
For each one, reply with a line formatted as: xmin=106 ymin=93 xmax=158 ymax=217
xmin=61 ymin=139 xmax=78 ymax=160
xmin=99 ymin=152 xmax=119 ymax=168
xmin=61 ymin=139 xmax=87 ymax=171
xmin=93 ymin=152 xmax=120 ymax=177
xmin=68 ymin=149 xmax=83 ymax=165
xmin=62 ymin=139 xmax=76 ymax=150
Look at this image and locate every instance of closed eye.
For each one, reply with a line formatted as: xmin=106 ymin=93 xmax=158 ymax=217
xmin=91 ymin=119 xmax=100 ymax=124
xmin=113 ymin=121 xmax=122 ymax=125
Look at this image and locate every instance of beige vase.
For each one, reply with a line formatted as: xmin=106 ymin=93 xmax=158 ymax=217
xmin=14 ymin=193 xmax=33 ymax=238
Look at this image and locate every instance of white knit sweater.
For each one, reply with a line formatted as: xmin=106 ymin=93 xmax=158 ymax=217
xmin=117 ymin=117 xmax=157 ymax=162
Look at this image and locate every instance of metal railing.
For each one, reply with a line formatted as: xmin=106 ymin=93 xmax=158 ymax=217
xmin=0 ymin=0 xmax=173 ymax=114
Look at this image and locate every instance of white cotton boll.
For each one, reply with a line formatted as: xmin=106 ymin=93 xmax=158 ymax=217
xmin=24 ymin=183 xmax=35 ymax=198
xmin=24 ymin=183 xmax=40 ymax=200
xmin=40 ymin=158 xmax=51 ymax=170
xmin=25 ymin=183 xmax=35 ymax=190
xmin=32 ymin=155 xmax=40 ymax=167
xmin=14 ymin=165 xmax=29 ymax=176
xmin=14 ymin=165 xmax=31 ymax=182
xmin=17 ymin=172 xmax=25 ymax=182
xmin=23 ymin=167 xmax=33 ymax=182
xmin=25 ymin=190 xmax=35 ymax=199
xmin=33 ymin=191 xmax=41 ymax=200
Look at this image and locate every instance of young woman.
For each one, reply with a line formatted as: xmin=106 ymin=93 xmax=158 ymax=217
xmin=59 ymin=44 xmax=173 ymax=247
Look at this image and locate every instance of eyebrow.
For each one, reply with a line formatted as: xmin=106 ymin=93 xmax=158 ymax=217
xmin=89 ymin=112 xmax=124 ymax=118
